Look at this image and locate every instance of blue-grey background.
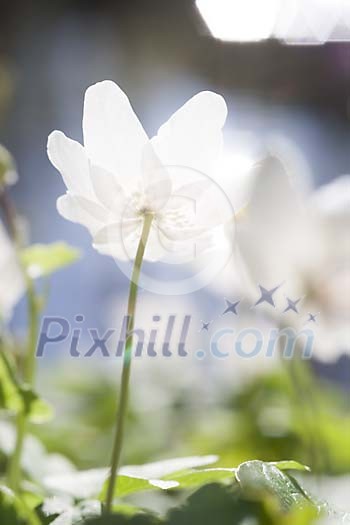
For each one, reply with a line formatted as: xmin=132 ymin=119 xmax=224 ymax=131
xmin=0 ymin=1 xmax=349 ymax=378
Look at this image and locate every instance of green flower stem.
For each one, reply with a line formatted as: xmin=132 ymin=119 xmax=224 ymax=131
xmin=104 ymin=213 xmax=153 ymax=514
xmin=7 ymin=412 xmax=26 ymax=491
xmin=24 ymin=278 xmax=40 ymax=385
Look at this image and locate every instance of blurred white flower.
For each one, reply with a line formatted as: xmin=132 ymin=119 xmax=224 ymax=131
xmin=198 ymin=134 xmax=313 ymax=298
xmin=47 ymin=80 xmax=228 ymax=262
xmin=0 ymin=221 xmax=24 ymax=322
xmin=236 ymin=158 xmax=350 ymax=361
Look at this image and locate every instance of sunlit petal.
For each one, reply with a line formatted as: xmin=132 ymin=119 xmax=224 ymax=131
xmin=83 ymin=80 xmax=148 ymax=190
xmin=151 ymin=91 xmax=227 ymax=177
xmin=47 ymin=131 xmax=93 ymax=198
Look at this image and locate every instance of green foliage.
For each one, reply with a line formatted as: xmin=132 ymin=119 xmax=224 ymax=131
xmin=1 ymin=342 xmax=349 ymax=524
xmin=100 ymin=476 xmax=164 ymax=499
xmin=20 ymin=242 xmax=80 ymax=279
xmin=85 ymin=514 xmax=161 ymax=525
xmin=2 ymin=440 xmax=350 ymax=525
xmin=0 ymin=485 xmax=24 ymax=525
xmin=43 ymin=455 xmax=218 ymax=500
xmin=0 ymin=485 xmax=40 ymax=525
xmin=193 ymin=370 xmax=350 ymax=476
xmin=163 ymin=467 xmax=235 ymax=489
xmin=83 ymin=482 xmax=319 ymax=525
xmin=0 ymin=349 xmax=53 ymax=423
xmin=38 ymin=454 xmax=314 ymax=522
xmin=270 ymin=460 xmax=310 ymax=472
xmin=235 ymin=460 xmax=310 ymax=511
xmin=165 ymin=483 xmax=317 ymax=525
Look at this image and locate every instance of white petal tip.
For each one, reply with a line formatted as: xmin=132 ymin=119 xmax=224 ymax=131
xmin=195 ymin=90 xmax=228 ymax=124
xmin=84 ymin=80 xmax=129 ymax=102
xmin=47 ymin=130 xmax=63 ymax=151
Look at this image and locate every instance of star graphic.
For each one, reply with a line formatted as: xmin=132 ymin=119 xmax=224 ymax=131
xmin=307 ymin=312 xmax=319 ymax=323
xmin=222 ymin=298 xmax=240 ymax=316
xmin=199 ymin=320 xmax=211 ymax=332
xmin=283 ymin=297 xmax=302 ymax=314
xmin=254 ymin=284 xmax=281 ymax=308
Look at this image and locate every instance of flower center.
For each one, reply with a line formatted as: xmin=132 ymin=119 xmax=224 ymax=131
xmin=130 ymin=191 xmax=155 ymax=218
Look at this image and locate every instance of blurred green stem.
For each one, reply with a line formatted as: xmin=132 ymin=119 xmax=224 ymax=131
xmin=7 ymin=279 xmax=40 ymax=491
xmin=1 ymin=189 xmax=40 ymax=491
xmin=279 ymin=333 xmax=329 ymax=474
xmin=104 ymin=213 xmax=153 ymax=514
xmin=24 ymin=278 xmax=40 ymax=385
xmin=7 ymin=413 xmax=26 ymax=491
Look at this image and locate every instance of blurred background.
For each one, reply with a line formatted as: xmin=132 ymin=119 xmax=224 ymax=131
xmin=1 ymin=0 xmax=349 ymax=325
xmin=0 ymin=0 xmax=349 ymax=502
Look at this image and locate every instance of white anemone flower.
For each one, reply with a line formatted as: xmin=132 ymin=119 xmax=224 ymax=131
xmin=0 ymin=221 xmax=24 ymax=322
xmin=236 ymin=158 xmax=350 ymax=361
xmin=47 ymin=81 xmax=228 ymax=262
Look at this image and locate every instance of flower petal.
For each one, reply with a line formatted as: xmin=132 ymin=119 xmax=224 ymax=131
xmin=141 ymin=142 xmax=172 ymax=210
xmin=311 ymin=175 xmax=350 ymax=271
xmin=237 ymin=156 xmax=314 ymax=286
xmin=158 ymin=220 xmax=206 ymax=242
xmin=151 ymin=91 xmax=227 ymax=177
xmin=143 ymin=227 xmax=171 ymax=262
xmin=83 ymin=80 xmax=148 ymax=189
xmin=57 ymin=194 xmax=109 ymax=235
xmin=92 ymin=219 xmax=145 ymax=261
xmin=93 ymin=219 xmax=140 ymax=245
xmin=148 ymin=228 xmax=206 ymax=264
xmin=89 ymin=164 xmax=126 ymax=213
xmin=47 ymin=131 xmax=93 ymax=197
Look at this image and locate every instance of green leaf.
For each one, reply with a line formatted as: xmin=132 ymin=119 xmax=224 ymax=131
xmin=20 ymin=385 xmax=54 ymax=423
xmin=0 ymin=485 xmax=41 ymax=525
xmin=166 ymin=483 xmax=270 ymax=525
xmin=0 ymin=349 xmax=53 ymax=423
xmin=100 ymin=456 xmax=219 ymax=500
xmin=160 ymin=460 xmax=306 ymax=494
xmin=111 ymin=504 xmax=147 ymax=517
xmin=43 ymin=456 xmax=217 ymax=500
xmin=21 ymin=489 xmax=44 ymax=511
xmin=0 ymin=349 xmax=23 ymax=413
xmin=120 ymin=455 xmax=218 ymax=479
xmin=84 ymin=515 xmax=162 ymax=525
xmin=270 ymin=461 xmax=310 ymax=473
xmin=100 ymin=476 xmax=179 ymax=501
xmin=163 ymin=468 xmax=235 ymax=490
xmin=100 ymin=476 xmax=158 ymax=500
xmin=235 ymin=460 xmax=310 ymax=511
xmin=21 ymin=242 xmax=80 ymax=278
xmin=166 ymin=482 xmax=319 ymax=525
xmin=0 ymin=486 xmax=23 ymax=525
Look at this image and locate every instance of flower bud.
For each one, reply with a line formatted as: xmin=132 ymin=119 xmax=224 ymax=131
xmin=0 ymin=144 xmax=18 ymax=189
